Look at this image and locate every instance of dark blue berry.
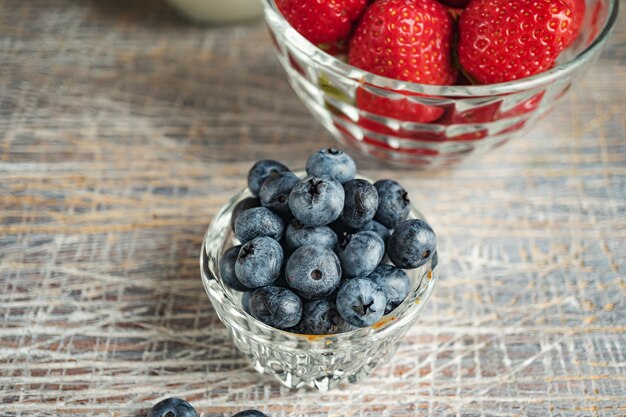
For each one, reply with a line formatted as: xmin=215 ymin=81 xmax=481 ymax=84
xmin=148 ymin=398 xmax=197 ymax=417
xmin=387 ymin=219 xmax=436 ymax=269
xmin=219 ymin=245 xmax=249 ymax=292
xmin=306 ymin=148 xmax=356 ymax=184
xmin=329 ymin=218 xmax=357 ymax=242
xmin=341 ymin=179 xmax=379 ymax=229
xmin=367 ymin=264 xmax=410 ymax=314
xmin=259 ymin=171 xmax=300 ymax=217
xmin=234 ymin=207 xmax=284 ymax=243
xmin=231 ymin=197 xmax=261 ymax=230
xmin=285 ymin=245 xmax=342 ymax=299
xmin=336 ymin=278 xmax=386 ymax=327
xmin=337 ymin=231 xmax=385 ymax=278
xmin=288 ymin=175 xmax=345 ymax=227
xmin=358 ymin=220 xmax=391 ymax=244
xmin=242 ymin=291 xmax=253 ymax=315
xmin=249 ymin=286 xmax=303 ymax=329
xmin=235 ymin=236 xmax=283 ymax=288
xmin=232 ymin=411 xmax=269 ymax=417
xmin=374 ymin=179 xmax=410 ymax=229
xmin=299 ymin=298 xmax=351 ymax=335
xmin=248 ymin=160 xmax=290 ymax=197
xmin=285 ymin=219 xmax=338 ymax=251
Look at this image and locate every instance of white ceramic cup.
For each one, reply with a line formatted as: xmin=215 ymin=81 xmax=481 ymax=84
xmin=166 ymin=0 xmax=263 ymax=24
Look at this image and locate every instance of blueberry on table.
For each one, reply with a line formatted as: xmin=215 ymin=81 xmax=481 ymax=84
xmin=387 ymin=219 xmax=436 ymax=269
xmin=148 ymin=398 xmax=197 ymax=417
xmin=250 ymin=286 xmax=303 ymax=329
xmin=233 ymin=410 xmax=269 ymax=417
xmin=336 ymin=278 xmax=387 ymax=327
xmin=374 ymin=179 xmax=410 ymax=229
xmin=230 ymin=197 xmax=261 ymax=231
xmin=358 ymin=220 xmax=391 ymax=244
xmin=285 ymin=245 xmax=342 ymax=299
xmin=337 ymin=231 xmax=385 ymax=278
xmin=235 ymin=236 xmax=283 ymax=288
xmin=234 ymin=207 xmax=285 ymax=243
xmin=285 ymin=219 xmax=338 ymax=251
xmin=248 ymin=159 xmax=290 ymax=197
xmin=300 ymin=298 xmax=350 ymax=335
xmin=259 ymin=170 xmax=300 ymax=217
xmin=219 ymin=245 xmax=249 ymax=292
xmin=367 ymin=264 xmax=410 ymax=314
xmin=305 ymin=148 xmax=356 ymax=184
xmin=288 ymin=175 xmax=345 ymax=227
xmin=341 ymin=179 xmax=379 ymax=229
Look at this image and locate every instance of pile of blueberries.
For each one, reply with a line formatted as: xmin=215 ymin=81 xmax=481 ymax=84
xmin=148 ymin=397 xmax=266 ymax=417
xmin=219 ymin=148 xmax=437 ymax=334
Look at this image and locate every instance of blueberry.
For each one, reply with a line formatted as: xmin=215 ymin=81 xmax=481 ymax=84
xmin=341 ymin=179 xmax=379 ymax=229
xmin=387 ymin=219 xmax=436 ymax=269
xmin=234 ymin=207 xmax=285 ymax=243
xmin=329 ymin=218 xmax=357 ymax=242
xmin=285 ymin=219 xmax=338 ymax=251
xmin=259 ymin=171 xmax=300 ymax=217
xmin=306 ymin=148 xmax=356 ymax=184
xmin=367 ymin=265 xmax=410 ymax=314
xmin=299 ymin=298 xmax=350 ymax=335
xmin=230 ymin=197 xmax=261 ymax=230
xmin=233 ymin=411 xmax=269 ymax=417
xmin=288 ymin=175 xmax=345 ymax=227
xmin=248 ymin=160 xmax=290 ymax=197
xmin=249 ymin=286 xmax=303 ymax=329
xmin=336 ymin=278 xmax=386 ymax=327
xmin=337 ymin=231 xmax=385 ymax=278
xmin=358 ymin=220 xmax=391 ymax=244
xmin=148 ymin=398 xmax=197 ymax=417
xmin=374 ymin=179 xmax=410 ymax=229
xmin=219 ymin=245 xmax=249 ymax=292
xmin=235 ymin=236 xmax=283 ymax=288
xmin=242 ymin=291 xmax=253 ymax=315
xmin=285 ymin=245 xmax=342 ymax=299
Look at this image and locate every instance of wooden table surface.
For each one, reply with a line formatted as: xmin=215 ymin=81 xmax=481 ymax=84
xmin=1 ymin=1 xmax=625 ymax=416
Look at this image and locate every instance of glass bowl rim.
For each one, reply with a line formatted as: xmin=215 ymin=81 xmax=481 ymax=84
xmin=261 ymin=0 xmax=619 ymax=97
xmin=201 ymin=170 xmax=439 ymax=347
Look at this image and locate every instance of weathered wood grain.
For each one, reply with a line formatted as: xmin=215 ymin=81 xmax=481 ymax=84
xmin=1 ymin=1 xmax=625 ymax=416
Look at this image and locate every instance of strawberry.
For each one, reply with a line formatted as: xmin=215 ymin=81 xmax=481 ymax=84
xmin=457 ymin=0 xmax=575 ymax=84
xmin=276 ymin=0 xmax=368 ymax=44
xmin=563 ymin=0 xmax=586 ymax=47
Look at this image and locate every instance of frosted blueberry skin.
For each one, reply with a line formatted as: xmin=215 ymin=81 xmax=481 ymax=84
xmin=341 ymin=179 xmax=379 ymax=229
xmin=299 ymin=298 xmax=351 ymax=335
xmin=336 ymin=231 xmax=385 ymax=278
xmin=230 ymin=197 xmax=260 ymax=231
xmin=235 ymin=236 xmax=283 ymax=288
xmin=374 ymin=179 xmax=410 ymax=229
xmin=358 ymin=220 xmax=391 ymax=244
xmin=285 ymin=219 xmax=338 ymax=251
xmin=148 ymin=398 xmax=197 ymax=417
xmin=249 ymin=286 xmax=303 ymax=329
xmin=285 ymin=245 xmax=342 ymax=300
xmin=234 ymin=206 xmax=285 ymax=243
xmin=288 ymin=175 xmax=345 ymax=227
xmin=387 ymin=219 xmax=436 ymax=269
xmin=305 ymin=148 xmax=356 ymax=185
xmin=247 ymin=159 xmax=290 ymax=197
xmin=336 ymin=278 xmax=387 ymax=327
xmin=233 ymin=411 xmax=268 ymax=417
xmin=219 ymin=245 xmax=249 ymax=292
xmin=259 ymin=170 xmax=300 ymax=217
xmin=367 ymin=264 xmax=410 ymax=314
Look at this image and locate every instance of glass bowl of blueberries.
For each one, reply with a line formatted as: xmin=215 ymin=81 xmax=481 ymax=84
xmin=200 ymin=149 xmax=439 ymax=390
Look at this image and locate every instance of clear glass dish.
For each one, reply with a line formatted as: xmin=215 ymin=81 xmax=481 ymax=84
xmin=200 ymin=172 xmax=439 ymax=390
xmin=261 ymin=0 xmax=619 ymax=167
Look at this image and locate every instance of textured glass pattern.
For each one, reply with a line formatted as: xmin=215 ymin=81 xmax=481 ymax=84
xmin=201 ymin=173 xmax=439 ymax=390
xmin=262 ymin=0 xmax=618 ymax=167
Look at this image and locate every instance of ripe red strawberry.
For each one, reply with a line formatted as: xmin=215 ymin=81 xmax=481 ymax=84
xmin=276 ymin=0 xmax=368 ymax=44
xmin=457 ymin=0 xmax=575 ymax=84
xmin=563 ymin=0 xmax=586 ymax=47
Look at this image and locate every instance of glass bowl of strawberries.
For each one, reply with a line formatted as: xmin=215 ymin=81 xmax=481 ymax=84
xmin=262 ymin=0 xmax=619 ymax=167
